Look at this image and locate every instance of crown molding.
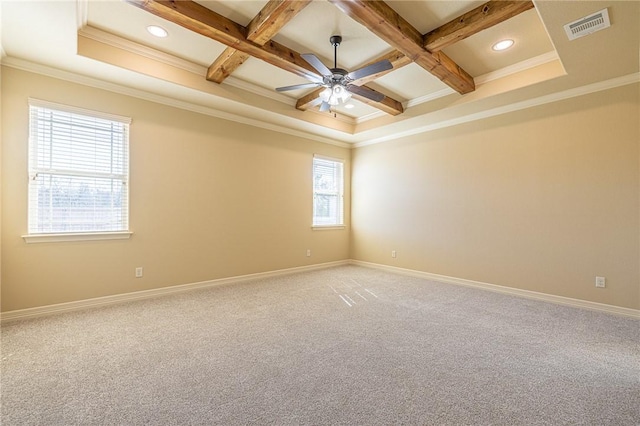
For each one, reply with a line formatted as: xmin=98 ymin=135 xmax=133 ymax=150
xmin=5 ymin=39 xmax=636 ymax=151
xmin=224 ymin=76 xmax=296 ymax=106
xmin=74 ymin=27 xmax=569 ymax=135
xmin=356 ymin=52 xmax=561 ymax=125
xmin=5 ymin=55 xmax=636 ymax=150
xmin=475 ymin=51 xmax=560 ymax=86
xmin=2 ymin=57 xmax=351 ymax=148
xmin=354 ymin=110 xmax=386 ymax=124
xmin=353 ymin=72 xmax=640 ymax=148
xmin=79 ymin=26 xmax=301 ymax=107
xmin=80 ymin=26 xmax=362 ymax=126
xmin=79 ymin=26 xmax=206 ymax=75
xmin=404 ymin=87 xmax=456 ymax=109
xmin=76 ymin=0 xmax=89 ymax=29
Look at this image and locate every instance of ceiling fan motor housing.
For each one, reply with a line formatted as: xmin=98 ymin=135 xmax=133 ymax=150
xmin=325 ymin=68 xmax=349 ymax=86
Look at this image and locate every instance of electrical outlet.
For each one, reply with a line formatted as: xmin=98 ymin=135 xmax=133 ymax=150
xmin=306 ymin=249 xmax=311 ymax=257
xmin=135 ymin=267 xmax=143 ymax=278
xmin=595 ymin=276 xmax=605 ymax=288
xmin=391 ymin=250 xmax=397 ymax=258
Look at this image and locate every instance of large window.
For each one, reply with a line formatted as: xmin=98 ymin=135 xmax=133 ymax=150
xmin=27 ymin=100 xmax=130 ymax=237
xmin=312 ymin=155 xmax=344 ymax=227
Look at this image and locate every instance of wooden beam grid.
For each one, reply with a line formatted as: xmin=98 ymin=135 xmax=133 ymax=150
xmin=126 ymin=0 xmax=535 ymax=116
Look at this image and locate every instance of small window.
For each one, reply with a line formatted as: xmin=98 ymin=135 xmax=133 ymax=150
xmin=28 ymin=100 xmax=130 ymax=235
xmin=313 ymin=155 xmax=344 ymax=226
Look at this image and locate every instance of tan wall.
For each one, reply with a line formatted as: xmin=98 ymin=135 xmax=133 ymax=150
xmin=351 ymin=84 xmax=640 ymax=310
xmin=2 ymin=67 xmax=638 ymax=313
xmin=1 ymin=67 xmax=351 ymax=311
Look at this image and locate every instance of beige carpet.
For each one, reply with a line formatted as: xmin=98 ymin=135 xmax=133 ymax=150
xmin=2 ymin=265 xmax=639 ymax=425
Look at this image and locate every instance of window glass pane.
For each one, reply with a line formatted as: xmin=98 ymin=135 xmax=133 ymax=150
xmin=313 ymin=157 xmax=343 ymax=226
xmin=28 ymin=103 xmax=130 ymax=234
xmin=30 ymin=174 xmax=126 ymax=233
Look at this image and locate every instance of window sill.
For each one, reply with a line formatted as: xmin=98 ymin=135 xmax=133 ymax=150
xmin=23 ymin=231 xmax=133 ymax=244
xmin=312 ymin=225 xmax=346 ymax=230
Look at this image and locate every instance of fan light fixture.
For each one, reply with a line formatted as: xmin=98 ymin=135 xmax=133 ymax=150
xmin=320 ymin=84 xmax=352 ymax=106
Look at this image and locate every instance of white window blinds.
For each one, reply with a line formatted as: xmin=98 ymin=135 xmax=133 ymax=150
xmin=313 ymin=155 xmax=344 ymax=226
xmin=28 ymin=100 xmax=131 ymax=234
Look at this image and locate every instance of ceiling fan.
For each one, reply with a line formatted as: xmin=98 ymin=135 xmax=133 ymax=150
xmin=276 ymin=35 xmax=393 ymax=112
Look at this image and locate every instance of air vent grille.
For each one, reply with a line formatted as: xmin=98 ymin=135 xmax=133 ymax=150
xmin=564 ymin=8 xmax=610 ymax=41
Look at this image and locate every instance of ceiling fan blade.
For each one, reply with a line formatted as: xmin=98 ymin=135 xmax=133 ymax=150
xmin=347 ymin=84 xmax=385 ymax=102
xmin=319 ymin=101 xmax=331 ymax=112
xmin=276 ymin=82 xmax=322 ymax=92
xmin=301 ymin=53 xmax=332 ymax=77
xmin=346 ymin=59 xmax=393 ymax=81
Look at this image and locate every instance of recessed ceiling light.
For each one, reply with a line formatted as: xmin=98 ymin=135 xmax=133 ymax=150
xmin=147 ymin=25 xmax=168 ymax=38
xmin=344 ymin=103 xmax=355 ymax=109
xmin=492 ymin=39 xmax=514 ymax=51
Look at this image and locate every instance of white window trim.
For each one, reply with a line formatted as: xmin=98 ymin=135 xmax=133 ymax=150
xmin=23 ymin=232 xmax=133 ymax=244
xmin=27 ymin=99 xmax=132 ymax=240
xmin=312 ymin=154 xmax=345 ymax=228
xmin=28 ymin=98 xmax=132 ymax=124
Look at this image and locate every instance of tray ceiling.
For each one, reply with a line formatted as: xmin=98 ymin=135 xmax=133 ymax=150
xmin=1 ymin=1 xmax=638 ymax=145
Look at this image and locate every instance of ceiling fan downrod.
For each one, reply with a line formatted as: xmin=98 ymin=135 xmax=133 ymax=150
xmin=329 ymin=35 xmax=342 ymax=69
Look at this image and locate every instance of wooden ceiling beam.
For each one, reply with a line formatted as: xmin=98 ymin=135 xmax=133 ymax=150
xmin=125 ymin=0 xmax=321 ymax=82
xmin=424 ymin=0 xmax=535 ymax=52
xmin=127 ymin=0 xmax=405 ymax=116
xmin=296 ymin=88 xmax=324 ymax=111
xmin=207 ymin=48 xmax=249 ymax=83
xmin=246 ymin=0 xmax=311 ymax=45
xmin=328 ymin=0 xmax=475 ymax=94
xmin=207 ymin=0 xmax=311 ymax=83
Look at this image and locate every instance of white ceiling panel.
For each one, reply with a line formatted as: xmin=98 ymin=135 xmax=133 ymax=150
xmin=2 ymin=0 xmax=637 ymax=144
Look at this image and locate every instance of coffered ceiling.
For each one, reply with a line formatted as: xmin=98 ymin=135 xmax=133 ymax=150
xmin=1 ymin=1 xmax=638 ymax=145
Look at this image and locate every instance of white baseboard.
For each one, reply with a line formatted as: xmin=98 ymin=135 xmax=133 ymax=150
xmin=0 ymin=260 xmax=350 ymax=323
xmin=350 ymin=260 xmax=640 ymax=319
xmin=3 ymin=259 xmax=637 ymax=322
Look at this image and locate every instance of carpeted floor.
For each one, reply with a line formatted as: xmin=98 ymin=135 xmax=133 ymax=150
xmin=1 ymin=265 xmax=639 ymax=425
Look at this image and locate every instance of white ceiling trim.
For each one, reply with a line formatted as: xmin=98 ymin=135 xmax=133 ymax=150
xmin=354 ymin=110 xmax=386 ymax=124
xmin=404 ymin=88 xmax=456 ymax=109
xmin=76 ymin=27 xmax=564 ymax=133
xmin=356 ymin=51 xmax=560 ymax=124
xmin=6 ymin=56 xmax=636 ymax=150
xmin=305 ymin=107 xmax=359 ymax=125
xmin=223 ymin=76 xmax=296 ymax=107
xmin=475 ymin=51 xmax=560 ymax=86
xmin=76 ymin=0 xmax=88 ymax=29
xmin=79 ymin=26 xmax=299 ymax=107
xmin=78 ymin=26 xmax=365 ymax=127
xmin=353 ymin=72 xmax=640 ymax=148
xmin=1 ymin=57 xmax=352 ymax=148
xmin=79 ymin=27 xmax=206 ymax=76
xmin=0 ymin=1 xmax=4 ymax=59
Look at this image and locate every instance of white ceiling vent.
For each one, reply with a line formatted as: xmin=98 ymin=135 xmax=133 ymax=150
xmin=564 ymin=8 xmax=611 ymax=41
